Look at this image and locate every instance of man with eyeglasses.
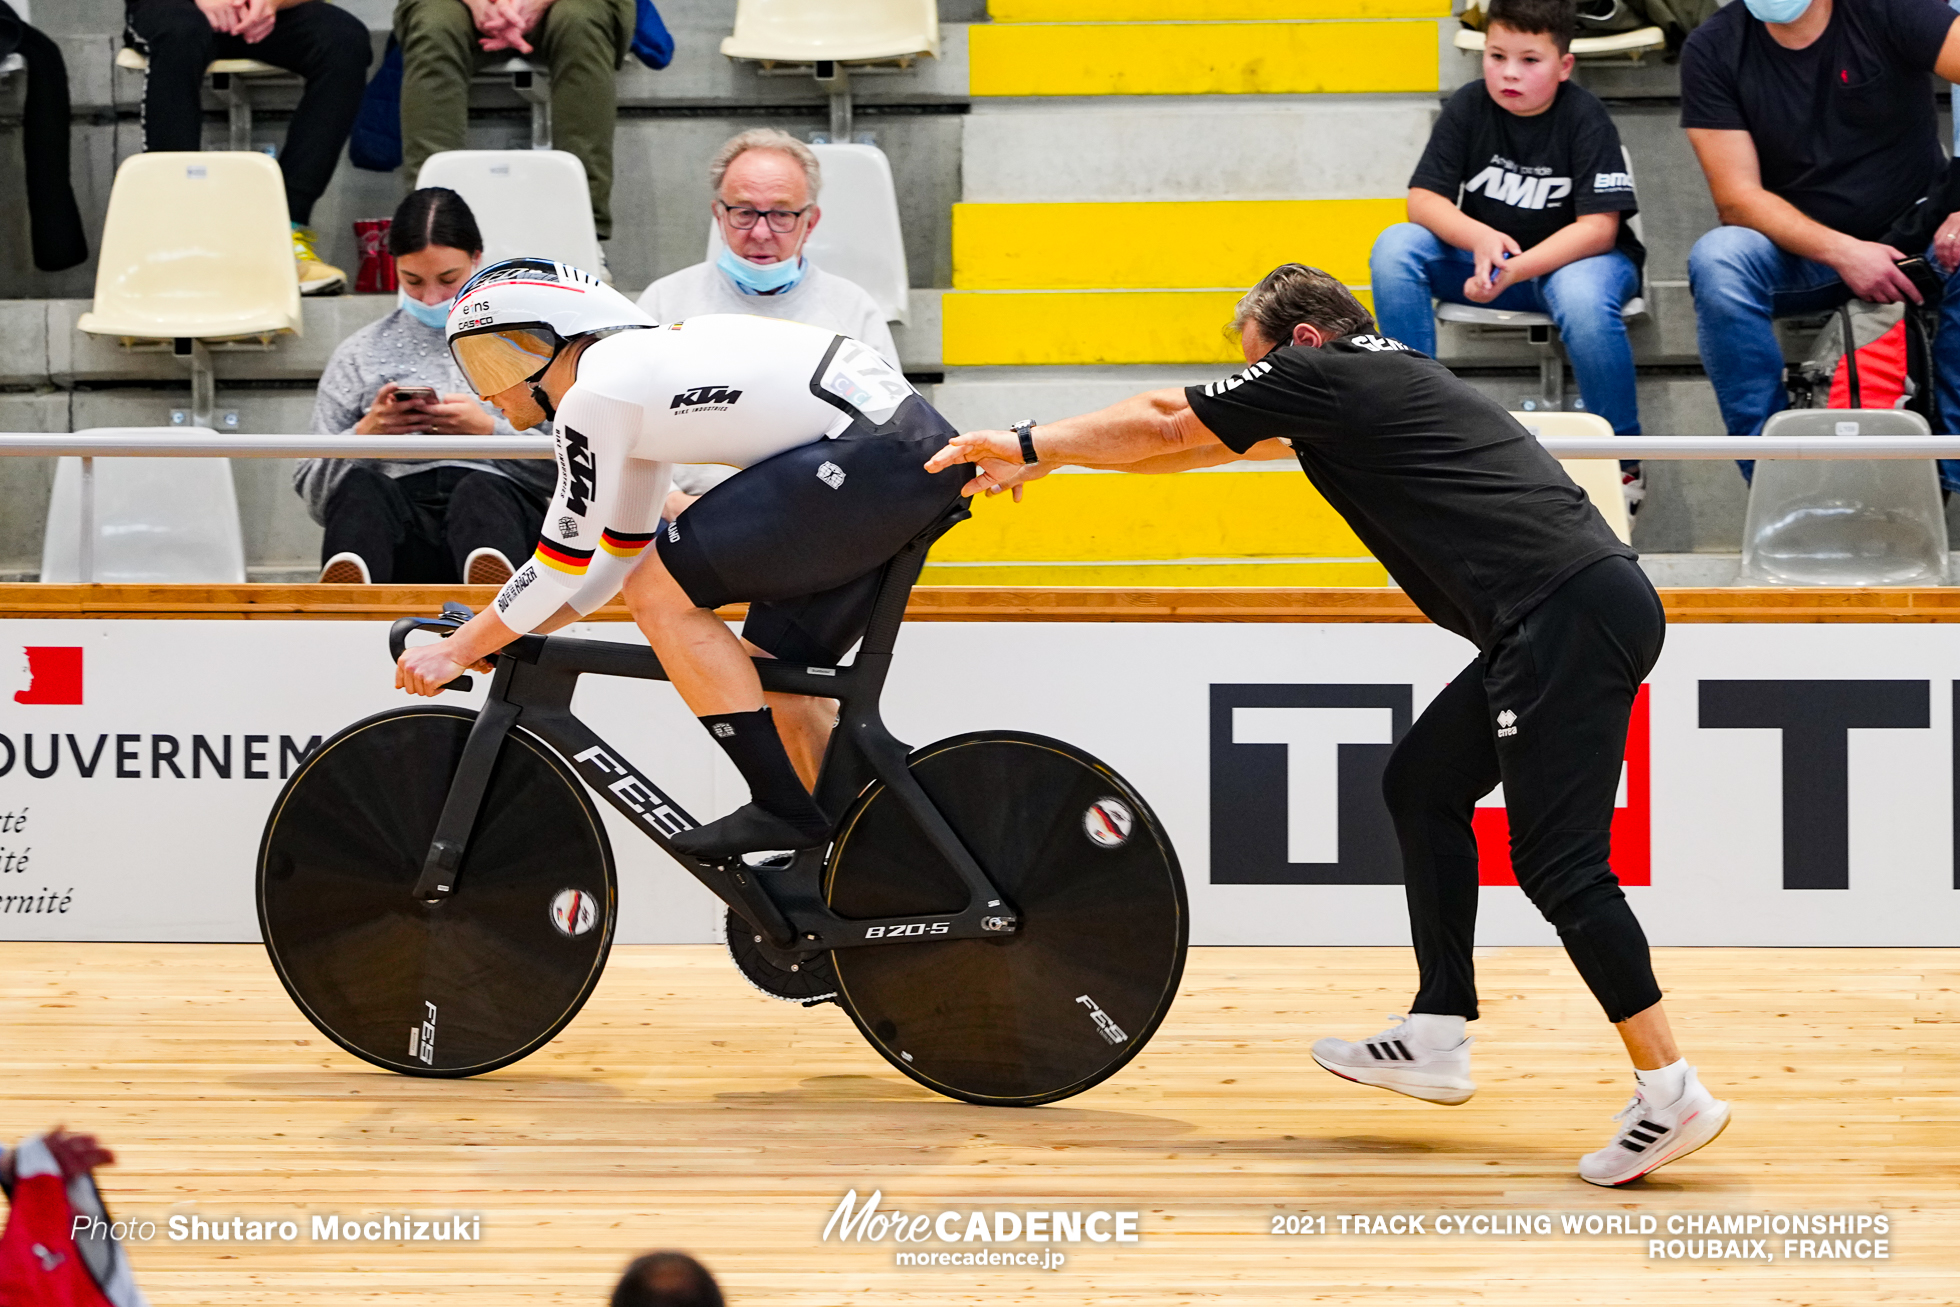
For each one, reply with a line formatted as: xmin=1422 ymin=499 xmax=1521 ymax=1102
xmin=639 ymin=129 xmax=898 ymax=515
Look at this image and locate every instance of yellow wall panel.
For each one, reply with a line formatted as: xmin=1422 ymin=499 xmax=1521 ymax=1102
xmin=968 ymin=20 xmax=1440 ymax=96
xmin=931 ymin=468 xmax=1371 ymax=563
xmin=990 ymin=0 xmax=1447 ymax=18
xmin=953 ymin=199 xmax=1402 ymax=290
xmin=942 ymin=287 xmax=1374 ymax=365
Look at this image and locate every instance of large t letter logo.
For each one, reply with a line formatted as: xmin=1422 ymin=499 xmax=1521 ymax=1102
xmin=1699 ymin=679 xmax=1928 ymax=889
xmin=1210 ymin=684 xmax=1412 ymax=884
xmin=1231 ymin=708 xmax=1394 ymax=863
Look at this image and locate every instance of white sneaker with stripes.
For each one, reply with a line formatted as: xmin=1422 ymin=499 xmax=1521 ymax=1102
xmin=1310 ymin=1016 xmax=1476 ymax=1105
xmin=1579 ymin=1067 xmax=1731 ymax=1186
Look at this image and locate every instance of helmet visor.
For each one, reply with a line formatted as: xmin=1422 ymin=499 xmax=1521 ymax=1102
xmin=450 ymin=325 xmax=563 ymax=398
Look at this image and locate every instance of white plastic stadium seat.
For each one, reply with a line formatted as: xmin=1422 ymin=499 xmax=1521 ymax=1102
xmin=1737 ymin=409 xmax=1947 ymax=586
xmin=721 ymin=0 xmax=940 ymax=64
xmin=113 ymin=45 xmax=281 ymax=77
xmin=77 ymin=151 xmax=300 ymax=341
xmin=40 ymin=439 xmax=247 ymax=584
xmin=1510 ymin=410 xmax=1631 ymax=545
xmin=1453 ymin=25 xmax=1666 ymax=59
xmin=416 ymin=150 xmax=601 ymax=274
xmin=704 ymin=143 xmax=910 ymax=323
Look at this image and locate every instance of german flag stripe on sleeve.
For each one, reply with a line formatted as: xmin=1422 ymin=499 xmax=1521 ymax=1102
xmin=534 ymin=538 xmax=595 ymax=575
xmin=600 ymin=528 xmax=657 ymax=559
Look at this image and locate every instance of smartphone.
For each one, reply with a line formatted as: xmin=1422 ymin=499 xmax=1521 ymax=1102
xmin=1895 ymin=257 xmax=1944 ymax=306
xmin=391 ymin=385 xmax=439 ymax=405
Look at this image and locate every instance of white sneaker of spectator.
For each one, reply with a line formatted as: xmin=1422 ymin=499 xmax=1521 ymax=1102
xmin=465 ymin=547 xmax=515 ymax=587
xmin=320 ymin=552 xmax=370 ymax=584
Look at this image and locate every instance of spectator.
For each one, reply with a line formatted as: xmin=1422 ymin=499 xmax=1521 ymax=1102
xmin=1683 ymin=0 xmax=1960 ymax=483
xmin=396 ymin=0 xmax=634 ymax=262
xmin=1368 ymin=0 xmax=1646 ymax=506
xmin=298 ymin=187 xmax=551 ymax=585
xmin=611 ymin=1252 xmax=723 ymax=1307
xmin=639 ymin=128 xmax=899 ymax=510
xmin=125 ymin=0 xmax=371 ymax=294
xmin=2 ymin=2 xmax=88 ymax=271
xmin=0 ymin=1127 xmax=148 ymax=1305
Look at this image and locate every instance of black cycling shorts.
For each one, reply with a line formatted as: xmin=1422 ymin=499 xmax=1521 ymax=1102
xmin=655 ymin=395 xmax=971 ymax=666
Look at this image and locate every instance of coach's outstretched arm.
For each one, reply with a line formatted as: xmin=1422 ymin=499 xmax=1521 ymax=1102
xmin=924 ymin=389 xmax=1292 ymax=499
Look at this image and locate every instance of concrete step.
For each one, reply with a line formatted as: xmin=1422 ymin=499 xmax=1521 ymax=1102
xmin=963 ymin=96 xmax=1437 ymax=203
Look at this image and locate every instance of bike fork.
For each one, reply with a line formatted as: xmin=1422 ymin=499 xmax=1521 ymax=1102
xmin=411 ymin=665 xmax=521 ymax=902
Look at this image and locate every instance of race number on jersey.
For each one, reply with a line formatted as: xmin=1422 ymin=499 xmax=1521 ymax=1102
xmin=818 ymin=338 xmax=913 ymax=426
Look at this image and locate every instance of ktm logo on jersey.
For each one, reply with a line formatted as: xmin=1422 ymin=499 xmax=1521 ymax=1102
xmin=1464 ymin=163 xmax=1572 ymax=211
xmin=561 ymin=426 xmax=598 ymax=515
xmin=671 ymin=385 xmax=743 ymax=409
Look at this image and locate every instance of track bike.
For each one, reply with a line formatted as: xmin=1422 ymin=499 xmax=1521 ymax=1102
xmin=256 ymin=517 xmax=1188 ymax=1106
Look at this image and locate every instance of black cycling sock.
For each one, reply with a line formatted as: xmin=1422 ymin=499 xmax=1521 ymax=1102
xmin=697 ymin=708 xmax=830 ymax=838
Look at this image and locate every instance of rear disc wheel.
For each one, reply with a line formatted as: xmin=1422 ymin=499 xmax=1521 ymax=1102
xmin=824 ymin=732 xmax=1187 ymax=1106
xmin=257 ymin=706 xmax=616 ymax=1077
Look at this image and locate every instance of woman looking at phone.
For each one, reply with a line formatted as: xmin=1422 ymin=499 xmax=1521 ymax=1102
xmin=297 ymin=187 xmax=553 ymax=585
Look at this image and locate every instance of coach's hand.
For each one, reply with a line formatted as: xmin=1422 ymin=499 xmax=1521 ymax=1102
xmin=926 ymin=432 xmax=1049 ymax=501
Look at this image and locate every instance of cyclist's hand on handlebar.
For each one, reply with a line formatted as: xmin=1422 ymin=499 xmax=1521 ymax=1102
xmin=396 ymin=642 xmax=486 ymax=696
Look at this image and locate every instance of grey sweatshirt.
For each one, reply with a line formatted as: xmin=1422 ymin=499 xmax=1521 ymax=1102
xmin=295 ymin=307 xmax=555 ymax=524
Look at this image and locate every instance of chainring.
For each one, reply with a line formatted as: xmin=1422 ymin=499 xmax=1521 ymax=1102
xmin=721 ymin=909 xmax=838 ymax=1004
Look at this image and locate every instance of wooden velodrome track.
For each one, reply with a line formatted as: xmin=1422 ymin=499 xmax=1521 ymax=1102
xmin=3 ymin=586 xmax=1958 ymax=1305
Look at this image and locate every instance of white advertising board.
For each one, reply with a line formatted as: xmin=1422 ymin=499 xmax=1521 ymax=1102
xmin=2 ymin=618 xmax=1957 ymax=947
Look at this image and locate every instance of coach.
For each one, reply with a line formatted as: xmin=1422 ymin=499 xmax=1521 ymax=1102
xmin=1682 ymin=0 xmax=1960 ymax=473
xmin=927 ymin=264 xmax=1730 ymax=1188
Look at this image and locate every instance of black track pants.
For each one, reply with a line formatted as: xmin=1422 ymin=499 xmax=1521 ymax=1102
xmin=127 ymin=0 xmax=370 ymax=225
xmin=321 ymin=466 xmax=545 ymax=584
xmin=1384 ymin=555 xmax=1667 ymax=1025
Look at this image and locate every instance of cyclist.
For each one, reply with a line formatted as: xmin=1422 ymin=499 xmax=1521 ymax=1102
xmin=926 ymin=262 xmax=1730 ymax=1188
xmin=394 ymin=258 xmax=970 ymax=860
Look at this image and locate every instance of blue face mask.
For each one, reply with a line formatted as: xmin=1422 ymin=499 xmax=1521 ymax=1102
xmin=1743 ymin=0 xmax=1811 ymax=23
xmin=398 ymin=289 xmax=455 ymax=331
xmin=717 ymin=245 xmax=805 ymax=295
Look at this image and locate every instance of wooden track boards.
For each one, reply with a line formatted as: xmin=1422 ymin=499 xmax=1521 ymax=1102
xmin=3 ymin=943 xmax=1955 ymax=1304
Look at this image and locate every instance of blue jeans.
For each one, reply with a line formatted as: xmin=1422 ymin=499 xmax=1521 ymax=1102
xmin=1369 ymin=222 xmax=1643 ymax=435
xmin=1688 ymin=224 xmax=1960 ymax=489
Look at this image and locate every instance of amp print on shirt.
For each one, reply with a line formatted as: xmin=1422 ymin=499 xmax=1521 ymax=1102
xmin=1464 ymin=154 xmax=1573 ymax=212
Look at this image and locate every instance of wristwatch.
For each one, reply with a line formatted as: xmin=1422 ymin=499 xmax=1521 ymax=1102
xmin=1010 ymin=419 xmax=1039 ymax=465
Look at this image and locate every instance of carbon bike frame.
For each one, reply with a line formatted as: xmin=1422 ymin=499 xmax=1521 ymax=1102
xmin=389 ymin=518 xmax=1020 ymax=959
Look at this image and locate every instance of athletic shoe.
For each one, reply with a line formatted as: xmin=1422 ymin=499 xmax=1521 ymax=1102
xmin=1578 ymin=1067 xmax=1731 ymax=1187
xmin=1310 ymin=1016 xmax=1476 ymax=1105
xmin=595 ymin=243 xmax=614 ymax=285
xmin=292 ymin=225 xmax=346 ymax=296
xmin=464 ymin=547 xmax=514 ymax=586
xmin=319 ymin=552 xmax=370 ymax=584
xmin=1621 ymin=462 xmax=1646 ymax=518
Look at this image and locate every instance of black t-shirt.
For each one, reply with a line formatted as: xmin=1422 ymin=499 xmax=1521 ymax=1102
xmin=1185 ymin=335 xmax=1634 ymax=651
xmin=1680 ymin=0 xmax=1953 ymax=241
xmin=1410 ymin=81 xmax=1645 ymax=273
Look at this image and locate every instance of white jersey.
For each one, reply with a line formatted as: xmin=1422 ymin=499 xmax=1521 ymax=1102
xmin=491 ymin=314 xmax=916 ymax=634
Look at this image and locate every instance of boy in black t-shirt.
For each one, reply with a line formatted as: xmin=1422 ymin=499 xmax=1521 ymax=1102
xmin=1369 ymin=0 xmax=1644 ymax=495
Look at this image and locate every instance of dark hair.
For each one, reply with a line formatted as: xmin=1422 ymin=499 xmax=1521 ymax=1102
xmin=1228 ymin=264 xmax=1376 ymax=349
xmin=388 ymin=187 xmax=483 ymax=258
xmin=610 ymin=1253 xmax=723 ymax=1307
xmin=1485 ymin=0 xmax=1576 ymax=53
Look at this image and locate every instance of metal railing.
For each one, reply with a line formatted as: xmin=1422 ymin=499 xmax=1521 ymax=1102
xmin=6 ymin=431 xmax=1960 ymax=583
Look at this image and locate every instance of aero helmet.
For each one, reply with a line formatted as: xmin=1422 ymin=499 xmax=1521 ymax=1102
xmin=446 ymin=258 xmax=655 ymax=416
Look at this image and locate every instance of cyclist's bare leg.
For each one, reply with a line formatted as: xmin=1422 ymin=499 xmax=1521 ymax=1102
xmin=742 ymin=639 xmax=836 ymax=791
xmin=622 ymin=544 xmax=832 ymax=854
xmin=619 ymin=543 xmax=765 ymax=715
